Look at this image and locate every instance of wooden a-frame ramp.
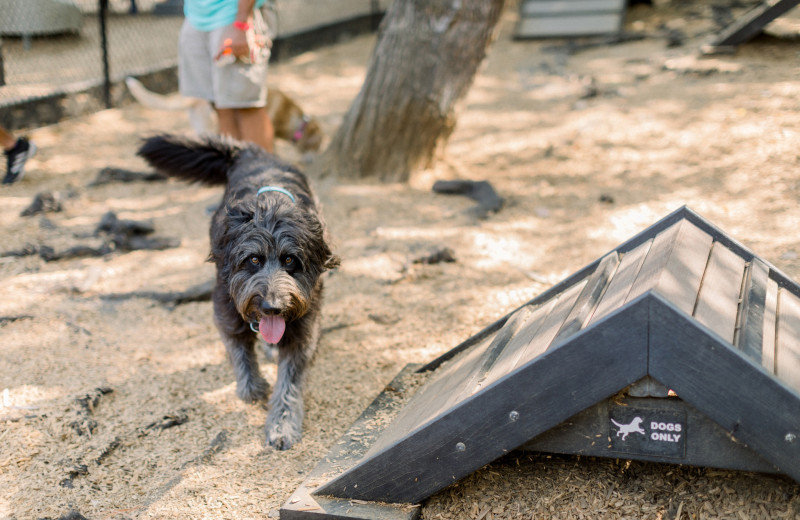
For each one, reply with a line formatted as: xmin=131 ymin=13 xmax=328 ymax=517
xmin=282 ymin=206 xmax=800 ymax=520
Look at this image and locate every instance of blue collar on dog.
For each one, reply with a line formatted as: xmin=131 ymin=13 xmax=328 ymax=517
xmin=257 ymin=186 xmax=296 ymax=203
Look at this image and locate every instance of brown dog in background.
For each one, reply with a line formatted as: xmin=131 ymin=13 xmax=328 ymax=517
xmin=126 ymin=77 xmax=323 ymax=154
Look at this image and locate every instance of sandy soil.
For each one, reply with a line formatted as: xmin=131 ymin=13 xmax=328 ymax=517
xmin=2 ymin=2 xmax=800 ymax=519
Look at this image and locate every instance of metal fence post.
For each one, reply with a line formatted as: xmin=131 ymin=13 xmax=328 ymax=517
xmin=99 ymin=0 xmax=111 ymax=108
xmin=0 ymin=39 xmax=5 ymax=87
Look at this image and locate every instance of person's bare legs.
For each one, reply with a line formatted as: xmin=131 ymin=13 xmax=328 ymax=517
xmin=0 ymin=126 xmax=16 ymax=151
xmin=240 ymin=106 xmax=275 ymax=153
xmin=216 ymin=108 xmax=239 ymax=139
xmin=216 ymin=106 xmax=275 ymax=153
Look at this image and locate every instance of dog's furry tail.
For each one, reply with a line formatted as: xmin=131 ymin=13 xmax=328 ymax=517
xmin=125 ymin=77 xmax=196 ymax=111
xmin=137 ymin=134 xmax=241 ymax=186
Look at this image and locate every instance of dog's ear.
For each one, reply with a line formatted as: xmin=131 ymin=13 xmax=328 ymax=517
xmin=207 ymin=226 xmax=231 ymax=269
xmin=207 ymin=205 xmax=253 ymax=273
xmin=137 ymin=134 xmax=243 ymax=186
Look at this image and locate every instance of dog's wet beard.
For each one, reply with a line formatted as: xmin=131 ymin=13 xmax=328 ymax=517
xmin=232 ymin=264 xmax=310 ymax=329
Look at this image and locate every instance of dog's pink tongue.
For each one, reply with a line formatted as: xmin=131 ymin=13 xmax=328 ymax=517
xmin=259 ymin=315 xmax=286 ymax=344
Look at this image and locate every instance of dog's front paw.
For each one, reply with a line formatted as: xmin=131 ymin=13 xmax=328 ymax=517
xmin=265 ymin=414 xmax=302 ymax=450
xmin=236 ymin=376 xmax=269 ymax=402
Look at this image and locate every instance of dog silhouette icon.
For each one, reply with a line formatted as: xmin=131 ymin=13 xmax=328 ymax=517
xmin=611 ymin=417 xmax=646 ymax=440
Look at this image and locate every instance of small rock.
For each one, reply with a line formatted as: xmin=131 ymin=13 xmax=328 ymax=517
xmin=412 ymin=247 xmax=456 ymax=265
xmin=21 ymin=191 xmax=62 ymax=217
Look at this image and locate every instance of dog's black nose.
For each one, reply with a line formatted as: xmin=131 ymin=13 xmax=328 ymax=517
xmin=260 ymin=301 xmax=281 ymax=316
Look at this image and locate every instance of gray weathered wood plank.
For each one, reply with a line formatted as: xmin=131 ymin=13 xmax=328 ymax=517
xmin=627 ymin=376 xmax=670 ymax=398
xmin=483 ymin=279 xmax=586 ymax=386
xmin=762 ymin=278 xmax=778 ymax=373
xmin=456 ymin=306 xmax=535 ymax=402
xmin=467 ymin=299 xmax=556 ymax=399
xmin=735 ymin=259 xmax=769 ymax=363
xmin=653 ymin=221 xmax=714 ymax=314
xmin=693 ymin=243 xmax=746 ymax=343
xmin=422 ymin=306 xmax=538 ymax=429
xmin=625 ymin=222 xmax=684 ymax=304
xmin=365 ymin=334 xmax=492 ymax=457
xmin=589 ymin=239 xmax=652 ymax=324
xmin=776 ymin=287 xmax=800 ymax=394
xmin=626 ymin=220 xmax=713 ymax=314
xmin=551 ymin=252 xmax=619 ymax=346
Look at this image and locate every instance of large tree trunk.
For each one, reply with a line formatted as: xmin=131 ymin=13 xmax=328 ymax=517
xmin=313 ymin=0 xmax=505 ymax=182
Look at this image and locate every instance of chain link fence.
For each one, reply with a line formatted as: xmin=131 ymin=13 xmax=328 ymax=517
xmin=0 ymin=0 xmax=386 ymax=131
xmin=0 ymin=0 xmax=186 ymax=128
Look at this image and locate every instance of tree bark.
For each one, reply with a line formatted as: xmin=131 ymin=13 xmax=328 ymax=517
xmin=313 ymin=0 xmax=505 ymax=182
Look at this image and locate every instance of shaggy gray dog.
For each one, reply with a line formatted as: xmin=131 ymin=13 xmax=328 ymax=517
xmin=138 ymin=134 xmax=339 ymax=449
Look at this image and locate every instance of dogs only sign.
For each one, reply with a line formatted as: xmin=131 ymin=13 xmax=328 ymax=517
xmin=609 ymin=405 xmax=687 ymax=458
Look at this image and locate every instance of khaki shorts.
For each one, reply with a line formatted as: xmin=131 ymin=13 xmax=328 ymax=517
xmin=178 ymin=16 xmax=269 ymax=109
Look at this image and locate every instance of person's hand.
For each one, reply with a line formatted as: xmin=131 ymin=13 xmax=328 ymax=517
xmin=215 ymin=25 xmax=250 ymax=63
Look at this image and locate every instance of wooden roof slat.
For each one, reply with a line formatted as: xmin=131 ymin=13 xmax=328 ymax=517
xmin=626 ymin=219 xmax=713 ymax=313
xmin=419 ymin=305 xmax=540 ymax=429
xmin=652 ymin=220 xmax=714 ymax=315
xmin=497 ymin=279 xmax=586 ymax=375
xmin=366 ymin=332 xmax=492 ymax=457
xmin=459 ymin=306 xmax=536 ymax=400
xmin=589 ymin=239 xmax=652 ymax=324
xmin=469 ymin=299 xmax=556 ymax=399
xmin=762 ymin=277 xmax=779 ymax=373
xmin=735 ymin=258 xmax=769 ymax=364
xmin=776 ymin=288 xmax=800 ymax=394
xmin=368 ymin=299 xmax=552 ymax=456
xmin=551 ymin=252 xmax=619 ymax=346
xmin=476 ymin=281 xmax=585 ymax=392
xmin=693 ymin=242 xmax=747 ymax=343
xmin=626 ymin=221 xmax=685 ymax=304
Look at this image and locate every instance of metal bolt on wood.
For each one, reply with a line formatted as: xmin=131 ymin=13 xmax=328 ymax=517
xmin=786 ymin=433 xmax=797 ymax=443
xmin=456 ymin=442 xmax=466 ymax=452
xmin=509 ymin=411 xmax=520 ymax=422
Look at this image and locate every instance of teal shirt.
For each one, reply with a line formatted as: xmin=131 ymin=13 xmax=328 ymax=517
xmin=184 ymin=0 xmax=266 ymax=31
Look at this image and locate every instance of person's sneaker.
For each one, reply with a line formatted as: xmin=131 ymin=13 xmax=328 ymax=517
xmin=3 ymin=137 xmax=37 ymax=184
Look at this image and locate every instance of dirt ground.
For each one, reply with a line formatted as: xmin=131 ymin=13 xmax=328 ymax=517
xmin=2 ymin=1 xmax=800 ymax=519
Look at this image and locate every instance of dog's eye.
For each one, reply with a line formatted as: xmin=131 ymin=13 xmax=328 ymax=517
xmin=282 ymin=255 xmax=295 ymax=267
xmin=249 ymin=255 xmax=261 ymax=266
